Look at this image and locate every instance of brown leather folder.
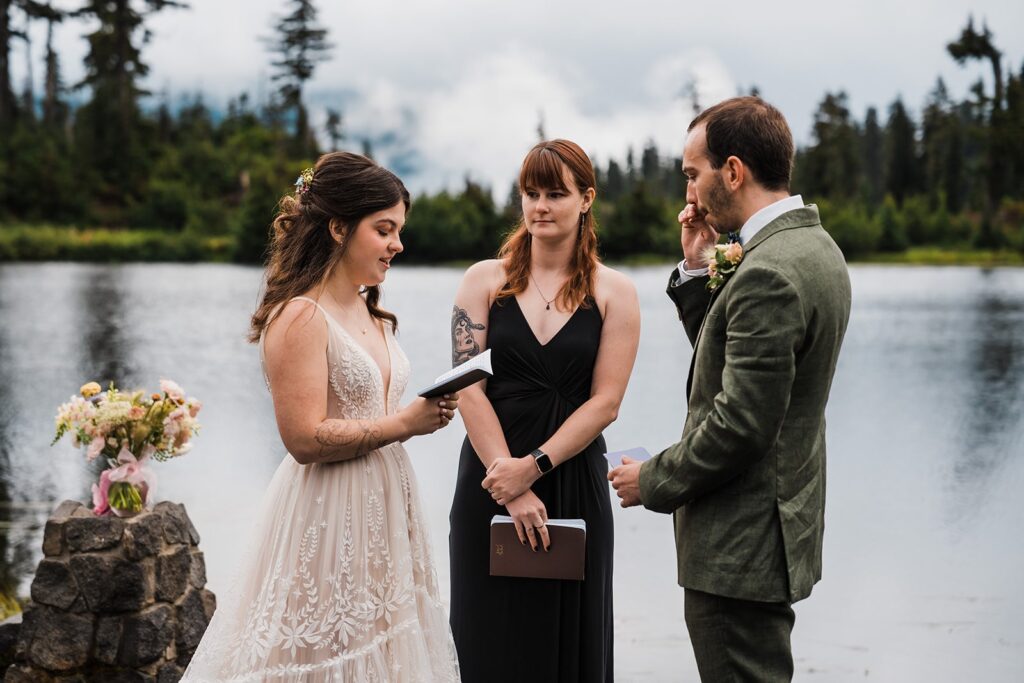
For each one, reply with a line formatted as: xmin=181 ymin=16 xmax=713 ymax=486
xmin=489 ymin=515 xmax=586 ymax=581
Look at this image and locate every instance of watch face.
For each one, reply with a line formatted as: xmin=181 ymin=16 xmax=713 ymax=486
xmin=532 ymin=450 xmax=553 ymax=473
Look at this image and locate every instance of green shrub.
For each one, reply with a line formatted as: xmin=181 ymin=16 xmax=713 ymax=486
xmin=818 ymin=199 xmax=881 ymax=257
xmin=0 ymin=226 xmax=234 ymax=262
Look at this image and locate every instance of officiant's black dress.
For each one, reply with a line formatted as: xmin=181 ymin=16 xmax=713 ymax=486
xmin=449 ymin=296 xmax=613 ymax=683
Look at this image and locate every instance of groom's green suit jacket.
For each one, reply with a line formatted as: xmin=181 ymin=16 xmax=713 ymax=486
xmin=639 ymin=205 xmax=851 ymax=604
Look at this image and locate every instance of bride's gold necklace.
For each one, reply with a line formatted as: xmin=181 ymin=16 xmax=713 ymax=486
xmin=326 ymin=291 xmax=369 ymax=335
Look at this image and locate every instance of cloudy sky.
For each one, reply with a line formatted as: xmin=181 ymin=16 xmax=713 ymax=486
xmin=13 ymin=0 xmax=1023 ymax=195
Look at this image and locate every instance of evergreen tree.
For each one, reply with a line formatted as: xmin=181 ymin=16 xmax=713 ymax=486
xmin=325 ymin=107 xmax=343 ymax=150
xmin=0 ymin=0 xmax=48 ymax=126
xmin=947 ymin=17 xmax=1004 ymax=110
xmin=860 ymin=107 xmax=884 ymax=207
xmin=1005 ymin=63 xmax=1024 ymax=199
xmin=883 ymin=98 xmax=920 ymax=205
xmin=266 ymin=0 xmax=331 ymax=157
xmin=604 ymin=159 xmax=625 ymax=201
xmin=801 ymin=92 xmax=861 ymax=200
xmin=947 ymin=17 xmax=1008 ymax=204
xmin=40 ymin=1 xmax=66 ymax=129
xmin=640 ymin=140 xmax=661 ymax=190
xmin=920 ymin=78 xmax=964 ymax=212
xmin=73 ymin=0 xmax=188 ymax=210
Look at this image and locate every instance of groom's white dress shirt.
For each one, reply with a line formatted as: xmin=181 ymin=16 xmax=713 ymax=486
xmin=676 ymin=194 xmax=805 ymax=282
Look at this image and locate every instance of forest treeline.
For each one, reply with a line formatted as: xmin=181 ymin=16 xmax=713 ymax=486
xmin=0 ymin=2 xmax=1021 ymax=263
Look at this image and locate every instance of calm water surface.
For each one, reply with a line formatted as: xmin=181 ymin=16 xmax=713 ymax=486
xmin=1 ymin=263 xmax=1022 ymax=681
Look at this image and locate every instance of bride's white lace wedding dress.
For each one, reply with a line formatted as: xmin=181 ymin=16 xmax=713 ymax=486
xmin=182 ymin=298 xmax=460 ymax=682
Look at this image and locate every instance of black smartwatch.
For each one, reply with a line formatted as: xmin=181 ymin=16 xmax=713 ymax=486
xmin=530 ymin=448 xmax=553 ymax=475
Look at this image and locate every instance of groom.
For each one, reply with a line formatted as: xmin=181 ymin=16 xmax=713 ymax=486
xmin=609 ymin=96 xmax=851 ymax=681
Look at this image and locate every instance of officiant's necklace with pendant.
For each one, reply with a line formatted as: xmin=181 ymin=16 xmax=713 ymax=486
xmin=529 ymin=272 xmax=560 ymax=311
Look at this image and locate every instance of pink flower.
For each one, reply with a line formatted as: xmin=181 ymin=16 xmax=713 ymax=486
xmin=725 ymin=242 xmax=743 ymax=264
xmin=92 ymin=469 xmax=112 ymax=515
xmin=87 ymin=436 xmax=105 ymax=461
xmin=187 ymin=399 xmax=202 ymax=418
xmin=128 ymin=406 xmax=145 ymax=420
xmin=159 ymin=379 xmax=185 ymax=401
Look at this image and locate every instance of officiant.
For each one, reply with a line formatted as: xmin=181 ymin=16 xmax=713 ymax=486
xmin=445 ymin=139 xmax=641 ymax=683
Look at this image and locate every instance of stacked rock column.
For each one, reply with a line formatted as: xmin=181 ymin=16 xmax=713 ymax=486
xmin=5 ymin=500 xmax=216 ymax=682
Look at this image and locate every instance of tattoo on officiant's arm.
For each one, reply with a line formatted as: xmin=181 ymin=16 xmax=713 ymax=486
xmin=314 ymin=419 xmax=395 ymax=460
xmin=451 ymin=305 xmax=485 ymax=366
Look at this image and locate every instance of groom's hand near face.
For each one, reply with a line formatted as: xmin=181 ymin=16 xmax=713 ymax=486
xmin=679 ymin=203 xmax=719 ymax=266
xmin=608 ymin=455 xmax=643 ymax=507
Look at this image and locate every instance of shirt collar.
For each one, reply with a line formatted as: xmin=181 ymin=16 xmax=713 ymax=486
xmin=738 ymin=194 xmax=804 ymax=245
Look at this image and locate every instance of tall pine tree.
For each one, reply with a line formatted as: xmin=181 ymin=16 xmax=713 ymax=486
xmin=0 ymin=0 xmax=49 ymax=126
xmin=947 ymin=17 xmax=1009 ymax=204
xmin=266 ymin=0 xmax=331 ymax=157
xmin=72 ymin=0 xmax=187 ymax=212
xmin=801 ymin=91 xmax=861 ymax=201
xmin=860 ymin=107 xmax=884 ymax=207
xmin=883 ymin=98 xmax=920 ymax=205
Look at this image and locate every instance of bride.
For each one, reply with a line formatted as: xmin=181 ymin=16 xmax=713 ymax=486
xmin=182 ymin=152 xmax=461 ymax=682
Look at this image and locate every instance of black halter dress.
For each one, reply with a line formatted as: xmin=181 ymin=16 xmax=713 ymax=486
xmin=449 ymin=295 xmax=613 ymax=683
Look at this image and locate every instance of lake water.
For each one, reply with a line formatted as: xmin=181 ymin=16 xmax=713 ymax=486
xmin=1 ymin=263 xmax=1022 ymax=681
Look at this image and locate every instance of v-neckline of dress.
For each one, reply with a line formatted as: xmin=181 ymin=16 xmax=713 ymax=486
xmin=320 ymin=307 xmax=394 ymax=415
xmin=510 ymin=295 xmax=585 ymax=348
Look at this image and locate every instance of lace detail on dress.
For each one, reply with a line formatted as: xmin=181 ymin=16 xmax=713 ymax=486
xmin=183 ymin=298 xmax=457 ymax=682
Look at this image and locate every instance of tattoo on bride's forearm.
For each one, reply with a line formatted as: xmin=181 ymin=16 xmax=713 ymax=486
xmin=451 ymin=305 xmax=485 ymax=366
xmin=314 ymin=419 xmax=395 ymax=459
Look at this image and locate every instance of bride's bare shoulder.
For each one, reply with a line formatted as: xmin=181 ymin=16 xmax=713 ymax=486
xmin=264 ymin=297 xmax=327 ymax=351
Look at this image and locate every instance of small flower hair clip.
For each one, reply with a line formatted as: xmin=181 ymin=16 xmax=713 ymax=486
xmin=294 ymin=168 xmax=314 ymax=195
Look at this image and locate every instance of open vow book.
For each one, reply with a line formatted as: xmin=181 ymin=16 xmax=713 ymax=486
xmin=418 ymin=349 xmax=493 ymax=398
xmin=489 ymin=515 xmax=586 ymax=581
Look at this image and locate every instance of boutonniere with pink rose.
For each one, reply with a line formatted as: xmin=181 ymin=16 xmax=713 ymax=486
xmin=705 ymin=240 xmax=744 ymax=292
xmin=52 ymin=379 xmax=202 ymax=517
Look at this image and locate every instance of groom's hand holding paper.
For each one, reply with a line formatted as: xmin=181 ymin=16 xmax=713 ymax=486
xmin=604 ymin=446 xmax=651 ymax=469
xmin=607 ymin=446 xmax=650 ymax=508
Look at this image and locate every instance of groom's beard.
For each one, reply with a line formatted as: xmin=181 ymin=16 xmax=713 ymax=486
xmin=703 ymin=173 xmax=743 ymax=234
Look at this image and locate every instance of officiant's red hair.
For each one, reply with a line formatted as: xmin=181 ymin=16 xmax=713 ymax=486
xmin=497 ymin=139 xmax=600 ymax=311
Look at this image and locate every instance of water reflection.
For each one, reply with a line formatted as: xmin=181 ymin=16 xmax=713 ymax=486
xmin=0 ymin=269 xmax=47 ymax=613
xmin=76 ymin=266 xmax=136 ymax=388
xmin=948 ymin=273 xmax=1024 ymax=525
xmin=0 ymin=284 xmax=20 ymax=614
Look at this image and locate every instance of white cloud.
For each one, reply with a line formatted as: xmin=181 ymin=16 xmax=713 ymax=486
xmin=338 ymin=46 xmax=735 ymax=196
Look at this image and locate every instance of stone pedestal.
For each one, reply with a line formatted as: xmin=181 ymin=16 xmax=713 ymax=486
xmin=4 ymin=501 xmax=216 ymax=682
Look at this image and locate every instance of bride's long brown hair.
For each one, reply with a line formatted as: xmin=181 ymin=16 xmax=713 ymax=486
xmin=496 ymin=139 xmax=600 ymax=311
xmin=248 ymin=152 xmax=411 ymax=343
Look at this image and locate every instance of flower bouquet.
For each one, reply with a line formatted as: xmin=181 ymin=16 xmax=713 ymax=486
xmin=53 ymin=379 xmax=201 ymax=517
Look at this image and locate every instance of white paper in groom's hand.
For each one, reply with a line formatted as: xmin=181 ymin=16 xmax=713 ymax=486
xmin=603 ymin=446 xmax=652 ymax=469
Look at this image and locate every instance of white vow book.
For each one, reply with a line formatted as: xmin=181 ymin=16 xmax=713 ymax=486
xmin=603 ymin=446 xmax=653 ymax=468
xmin=418 ymin=349 xmax=493 ymax=398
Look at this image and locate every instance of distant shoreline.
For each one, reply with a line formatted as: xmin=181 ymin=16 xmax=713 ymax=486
xmin=1 ymin=226 xmax=1022 ymax=268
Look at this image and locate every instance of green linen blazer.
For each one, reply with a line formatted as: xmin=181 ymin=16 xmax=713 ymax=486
xmin=639 ymin=205 xmax=851 ymax=603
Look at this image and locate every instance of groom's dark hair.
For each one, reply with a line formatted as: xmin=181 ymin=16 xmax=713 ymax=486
xmin=689 ymin=96 xmax=794 ymax=192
